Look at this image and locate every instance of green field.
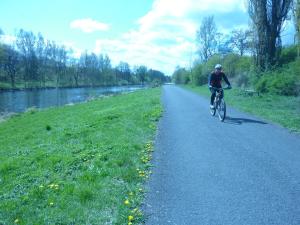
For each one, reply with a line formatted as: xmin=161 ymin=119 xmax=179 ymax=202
xmin=184 ymin=85 xmax=300 ymax=133
xmin=0 ymin=88 xmax=162 ymax=225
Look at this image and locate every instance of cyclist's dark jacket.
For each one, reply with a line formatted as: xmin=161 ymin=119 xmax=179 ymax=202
xmin=208 ymin=71 xmax=231 ymax=88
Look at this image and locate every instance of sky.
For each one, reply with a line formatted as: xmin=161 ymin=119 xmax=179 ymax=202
xmin=0 ymin=0 xmax=295 ymax=75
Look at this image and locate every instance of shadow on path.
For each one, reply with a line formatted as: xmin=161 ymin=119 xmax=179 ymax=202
xmin=225 ymin=116 xmax=268 ymax=125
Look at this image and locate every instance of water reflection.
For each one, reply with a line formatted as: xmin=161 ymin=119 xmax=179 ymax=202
xmin=0 ymin=86 xmax=144 ymax=114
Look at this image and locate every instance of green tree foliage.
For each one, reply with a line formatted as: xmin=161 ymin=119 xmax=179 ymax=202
xmin=172 ymin=67 xmax=190 ymax=84
xmin=134 ymin=65 xmax=147 ymax=84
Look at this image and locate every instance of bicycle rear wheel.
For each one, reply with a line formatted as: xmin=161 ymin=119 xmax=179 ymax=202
xmin=217 ymin=99 xmax=226 ymax=121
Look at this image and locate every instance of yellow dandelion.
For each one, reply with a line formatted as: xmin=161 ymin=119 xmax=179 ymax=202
xmin=124 ymin=199 xmax=130 ymax=205
xmin=128 ymin=215 xmax=134 ymax=221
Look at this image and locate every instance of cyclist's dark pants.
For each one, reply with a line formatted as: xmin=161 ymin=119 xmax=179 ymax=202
xmin=210 ymin=88 xmax=223 ymax=105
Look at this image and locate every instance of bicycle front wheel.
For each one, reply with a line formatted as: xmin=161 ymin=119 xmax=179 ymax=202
xmin=210 ymin=102 xmax=216 ymax=116
xmin=217 ymin=99 xmax=226 ymax=121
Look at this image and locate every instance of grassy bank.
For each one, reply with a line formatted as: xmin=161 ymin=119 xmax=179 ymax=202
xmin=184 ymin=85 xmax=300 ymax=133
xmin=0 ymin=88 xmax=162 ymax=225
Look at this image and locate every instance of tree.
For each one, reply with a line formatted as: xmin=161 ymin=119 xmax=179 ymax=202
xmin=135 ymin=65 xmax=147 ymax=84
xmin=196 ymin=16 xmax=217 ymax=62
xmin=16 ymin=29 xmax=38 ymax=87
xmin=293 ymin=0 xmax=300 ymax=57
xmin=98 ymin=54 xmax=114 ymax=85
xmin=36 ymin=33 xmax=46 ymax=86
xmin=248 ymin=0 xmax=293 ymax=70
xmin=230 ymin=29 xmax=252 ymax=56
xmin=148 ymin=69 xmax=166 ymax=85
xmin=172 ymin=67 xmax=190 ymax=84
xmin=3 ymin=45 xmax=19 ymax=88
xmin=55 ymin=46 xmax=67 ymax=86
xmin=116 ymin=61 xmax=131 ymax=84
xmin=1 ymin=28 xmax=170 ymax=89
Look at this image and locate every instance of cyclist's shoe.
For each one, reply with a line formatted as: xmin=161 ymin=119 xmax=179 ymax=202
xmin=210 ymin=104 xmax=214 ymax=109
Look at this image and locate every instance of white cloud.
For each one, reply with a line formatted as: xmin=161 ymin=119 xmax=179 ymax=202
xmin=70 ymin=18 xmax=109 ymax=33
xmin=0 ymin=34 xmax=16 ymax=45
xmin=92 ymin=0 xmax=248 ymax=74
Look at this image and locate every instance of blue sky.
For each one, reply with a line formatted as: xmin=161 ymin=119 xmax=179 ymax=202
xmin=0 ymin=0 xmax=295 ymax=74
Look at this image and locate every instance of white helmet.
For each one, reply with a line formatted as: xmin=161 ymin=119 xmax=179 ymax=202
xmin=215 ymin=64 xmax=222 ymax=70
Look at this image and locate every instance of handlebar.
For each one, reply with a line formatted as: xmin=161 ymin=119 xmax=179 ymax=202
xmin=210 ymin=86 xmax=232 ymax=91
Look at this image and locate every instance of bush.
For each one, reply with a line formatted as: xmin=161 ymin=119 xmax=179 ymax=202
xmin=118 ymin=79 xmax=129 ymax=86
xmin=279 ymin=45 xmax=298 ymax=65
xmin=191 ymin=64 xmax=207 ymax=85
xmin=236 ymin=72 xmax=250 ymax=88
xmin=254 ymin=60 xmax=300 ymax=96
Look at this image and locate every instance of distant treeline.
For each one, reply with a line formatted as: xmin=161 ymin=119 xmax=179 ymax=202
xmin=0 ymin=29 xmax=170 ymax=89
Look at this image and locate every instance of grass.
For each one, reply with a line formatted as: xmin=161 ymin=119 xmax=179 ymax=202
xmin=184 ymin=85 xmax=300 ymax=133
xmin=0 ymin=88 xmax=162 ymax=225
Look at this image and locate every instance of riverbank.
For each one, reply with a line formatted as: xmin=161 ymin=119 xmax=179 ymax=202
xmin=184 ymin=85 xmax=300 ymax=133
xmin=0 ymin=82 xmax=146 ymax=91
xmin=0 ymin=88 xmax=162 ymax=224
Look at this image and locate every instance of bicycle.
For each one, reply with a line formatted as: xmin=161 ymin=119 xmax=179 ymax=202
xmin=209 ymin=86 xmax=231 ymax=122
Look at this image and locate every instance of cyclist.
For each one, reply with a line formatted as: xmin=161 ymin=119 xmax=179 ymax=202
xmin=208 ymin=64 xmax=231 ymax=109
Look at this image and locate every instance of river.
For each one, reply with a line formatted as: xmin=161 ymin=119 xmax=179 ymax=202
xmin=0 ymin=85 xmax=144 ymax=114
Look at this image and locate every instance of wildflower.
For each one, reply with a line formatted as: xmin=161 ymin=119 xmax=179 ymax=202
xmin=128 ymin=222 xmax=133 ymax=225
xmin=49 ymin=202 xmax=54 ymax=206
xmin=124 ymin=199 xmax=130 ymax=205
xmin=14 ymin=219 xmax=19 ymax=223
xmin=128 ymin=215 xmax=134 ymax=221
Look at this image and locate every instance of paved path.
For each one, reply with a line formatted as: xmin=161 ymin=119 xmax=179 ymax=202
xmin=144 ymin=85 xmax=300 ymax=225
